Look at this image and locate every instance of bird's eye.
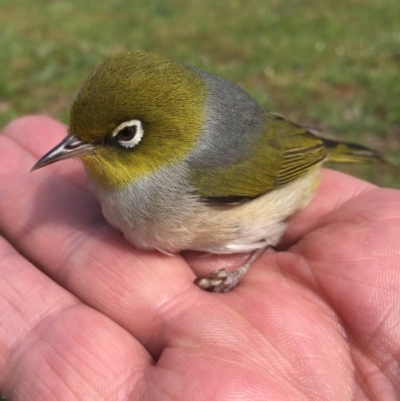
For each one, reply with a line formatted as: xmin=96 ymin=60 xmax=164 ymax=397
xmin=118 ymin=126 xmax=137 ymax=141
xmin=112 ymin=119 xmax=144 ymax=149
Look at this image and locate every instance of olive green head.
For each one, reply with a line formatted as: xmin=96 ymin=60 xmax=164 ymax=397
xmin=32 ymin=50 xmax=207 ymax=187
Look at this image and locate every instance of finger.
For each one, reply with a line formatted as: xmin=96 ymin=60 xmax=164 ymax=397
xmin=1 ymin=119 xmax=201 ymax=355
xmin=280 ymin=168 xmax=375 ymax=249
xmin=1 ymin=116 xmax=89 ymax=191
xmin=0 ymin=236 xmax=151 ymax=401
xmin=283 ymin=186 xmax=400 ymax=387
xmin=0 ymin=161 xmax=196 ymax=352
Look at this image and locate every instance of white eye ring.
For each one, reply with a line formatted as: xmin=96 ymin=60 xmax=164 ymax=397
xmin=112 ymin=119 xmax=144 ymax=149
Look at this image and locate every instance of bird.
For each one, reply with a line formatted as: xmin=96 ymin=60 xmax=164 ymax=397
xmin=31 ymin=50 xmax=388 ymax=292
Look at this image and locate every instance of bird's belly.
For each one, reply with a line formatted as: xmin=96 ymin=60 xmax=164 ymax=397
xmin=90 ymin=167 xmax=321 ymax=254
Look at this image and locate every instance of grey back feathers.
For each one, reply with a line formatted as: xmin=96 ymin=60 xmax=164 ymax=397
xmin=186 ymin=67 xmax=267 ymax=170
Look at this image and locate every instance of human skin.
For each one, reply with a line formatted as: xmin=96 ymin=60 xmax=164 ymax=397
xmin=0 ymin=116 xmax=399 ymax=400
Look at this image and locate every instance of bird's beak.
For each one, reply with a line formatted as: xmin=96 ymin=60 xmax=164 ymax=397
xmin=30 ymin=135 xmax=96 ymax=172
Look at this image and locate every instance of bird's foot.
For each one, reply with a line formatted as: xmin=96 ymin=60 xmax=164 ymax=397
xmin=194 ymin=247 xmax=266 ymax=292
xmin=194 ymin=268 xmax=240 ymax=293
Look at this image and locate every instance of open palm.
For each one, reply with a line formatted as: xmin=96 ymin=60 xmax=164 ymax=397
xmin=1 ymin=116 xmax=399 ymax=401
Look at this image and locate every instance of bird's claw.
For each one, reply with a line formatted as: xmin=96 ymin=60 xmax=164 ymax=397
xmin=194 ymin=269 xmax=237 ymax=293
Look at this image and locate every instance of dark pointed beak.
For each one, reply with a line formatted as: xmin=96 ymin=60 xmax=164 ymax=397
xmin=30 ymin=135 xmax=96 ymax=172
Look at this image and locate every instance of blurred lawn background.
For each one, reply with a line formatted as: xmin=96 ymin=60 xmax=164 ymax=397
xmin=1 ymin=0 xmax=399 ymax=190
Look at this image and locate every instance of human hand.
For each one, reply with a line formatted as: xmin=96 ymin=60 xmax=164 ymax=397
xmin=1 ymin=116 xmax=399 ymax=400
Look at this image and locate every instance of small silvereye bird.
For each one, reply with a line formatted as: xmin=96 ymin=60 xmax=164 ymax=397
xmin=31 ymin=50 xmax=388 ymax=292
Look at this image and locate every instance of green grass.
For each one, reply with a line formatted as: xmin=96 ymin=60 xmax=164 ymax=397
xmin=0 ymin=0 xmax=399 ymax=188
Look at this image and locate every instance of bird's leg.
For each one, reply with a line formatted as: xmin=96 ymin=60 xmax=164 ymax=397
xmin=194 ymin=246 xmax=267 ymax=292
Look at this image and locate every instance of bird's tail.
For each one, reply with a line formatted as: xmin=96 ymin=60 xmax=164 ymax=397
xmin=323 ymin=139 xmax=390 ymax=165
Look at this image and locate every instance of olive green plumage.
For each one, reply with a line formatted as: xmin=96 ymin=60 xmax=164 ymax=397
xmin=70 ymin=51 xmax=206 ymax=188
xmin=31 ymin=50 xmax=389 ymax=292
xmin=68 ymin=50 xmax=386 ymax=196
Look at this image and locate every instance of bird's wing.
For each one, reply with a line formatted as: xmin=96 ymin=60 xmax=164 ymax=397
xmin=190 ymin=114 xmax=330 ymax=203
